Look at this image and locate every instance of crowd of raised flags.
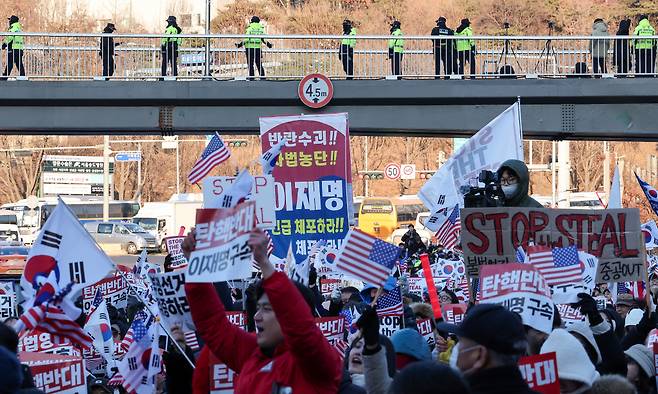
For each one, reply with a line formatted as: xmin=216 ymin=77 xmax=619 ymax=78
xmin=4 ymin=105 xmax=658 ymax=394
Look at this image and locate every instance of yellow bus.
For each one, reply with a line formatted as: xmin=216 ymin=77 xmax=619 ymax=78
xmin=357 ymin=197 xmax=428 ymax=240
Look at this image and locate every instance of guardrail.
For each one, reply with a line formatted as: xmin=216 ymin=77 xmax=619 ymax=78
xmin=0 ymin=33 xmax=655 ymax=80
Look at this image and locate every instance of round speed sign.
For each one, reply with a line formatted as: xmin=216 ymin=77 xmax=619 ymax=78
xmin=384 ymin=163 xmax=401 ymax=180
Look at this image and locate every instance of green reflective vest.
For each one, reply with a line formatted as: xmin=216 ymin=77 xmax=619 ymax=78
xmin=3 ymin=22 xmax=24 ymax=50
xmin=633 ymin=18 xmax=656 ymax=49
xmin=456 ymin=26 xmax=474 ymax=52
xmin=161 ymin=25 xmax=182 ymax=45
xmin=388 ymin=29 xmax=404 ymax=53
xmin=245 ymin=22 xmax=265 ymax=49
xmin=342 ymin=28 xmax=356 ymax=47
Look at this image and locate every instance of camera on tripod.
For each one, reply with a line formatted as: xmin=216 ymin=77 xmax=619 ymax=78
xmin=460 ymin=170 xmax=506 ymax=208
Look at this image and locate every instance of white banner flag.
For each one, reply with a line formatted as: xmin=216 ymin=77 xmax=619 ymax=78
xmin=418 ymin=102 xmax=523 ymax=217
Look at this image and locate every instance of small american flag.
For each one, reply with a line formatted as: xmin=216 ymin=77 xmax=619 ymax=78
xmin=184 ymin=330 xmax=200 ymax=351
xmin=435 ymin=204 xmax=461 ymax=250
xmin=629 ymin=281 xmax=645 ymax=300
xmin=340 ymin=305 xmax=361 ymax=334
xmin=20 ymin=304 xmax=93 ymax=350
xmin=120 ymin=319 xmax=152 ymax=393
xmin=528 ymin=245 xmax=583 ymax=286
xmin=336 ymin=229 xmax=400 ymax=286
xmin=398 ymin=259 xmax=408 ymax=274
xmin=188 ymin=133 xmax=231 ymax=184
xmin=119 ymin=309 xmax=149 ymax=352
xmin=376 ymin=287 xmax=403 ymax=316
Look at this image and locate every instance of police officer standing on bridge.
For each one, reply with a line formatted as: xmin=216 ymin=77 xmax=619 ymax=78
xmin=236 ymin=16 xmax=272 ymax=80
xmin=431 ymin=17 xmax=457 ymax=79
xmin=161 ymin=16 xmax=182 ymax=79
xmin=339 ymin=19 xmax=356 ymax=80
xmin=388 ymin=20 xmax=404 ymax=78
xmin=1 ymin=15 xmax=25 ymax=80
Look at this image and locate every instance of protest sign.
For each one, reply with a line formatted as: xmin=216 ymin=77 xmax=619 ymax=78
xmin=315 ymin=316 xmax=348 ymax=357
xmin=653 ymin=343 xmax=658 ymax=394
xmin=518 ymin=352 xmax=560 ymax=394
xmin=442 ymin=304 xmax=468 ymax=324
xmin=379 ymin=314 xmax=403 ymax=337
xmin=480 ymin=263 xmax=554 ymax=334
xmin=203 ymin=175 xmax=276 ymax=230
xmin=555 ymin=304 xmax=586 ymax=327
xmin=164 ymin=236 xmax=188 ymax=268
xmin=461 ymin=207 xmax=643 ymax=283
xmin=259 ymin=113 xmax=353 ymax=263
xmin=20 ymin=352 xmax=86 ymax=394
xmin=0 ymin=281 xmax=16 ymax=319
xmin=150 ymin=271 xmax=194 ymax=331
xmin=187 ymin=201 xmax=255 ymax=283
xmin=18 ymin=328 xmax=81 ymax=356
xmin=82 ymin=276 xmax=128 ymax=313
xmin=648 ymin=329 xmax=658 ymax=349
xmin=417 ymin=318 xmax=435 ymax=348
xmin=320 ymin=279 xmax=341 ymax=297
xmin=418 ymin=102 xmax=523 ymax=216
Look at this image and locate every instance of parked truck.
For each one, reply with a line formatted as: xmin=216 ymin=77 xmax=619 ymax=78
xmin=131 ymin=194 xmax=202 ymax=252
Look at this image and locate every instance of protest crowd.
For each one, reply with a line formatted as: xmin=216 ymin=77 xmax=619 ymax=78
xmin=2 ymin=108 xmax=658 ymax=394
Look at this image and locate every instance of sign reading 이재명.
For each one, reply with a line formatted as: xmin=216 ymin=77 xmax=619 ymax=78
xmin=460 ymin=207 xmax=643 ymax=282
xmin=186 ymin=201 xmax=255 ymax=283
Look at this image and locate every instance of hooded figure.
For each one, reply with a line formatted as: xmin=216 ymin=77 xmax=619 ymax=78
xmin=591 ymin=19 xmax=610 ymax=74
xmin=541 ymin=329 xmax=600 ymax=393
xmin=614 ymin=19 xmax=631 ymax=76
xmin=496 ymin=159 xmax=543 ymax=208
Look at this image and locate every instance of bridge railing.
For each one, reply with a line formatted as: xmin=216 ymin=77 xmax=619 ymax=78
xmin=0 ymin=33 xmax=654 ymax=80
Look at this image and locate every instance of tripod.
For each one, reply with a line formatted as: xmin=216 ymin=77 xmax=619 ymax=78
xmin=534 ymin=24 xmax=559 ymax=74
xmin=494 ymin=25 xmax=522 ymax=74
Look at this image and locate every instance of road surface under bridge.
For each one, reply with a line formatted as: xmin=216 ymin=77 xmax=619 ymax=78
xmin=1 ymin=78 xmax=657 ymax=141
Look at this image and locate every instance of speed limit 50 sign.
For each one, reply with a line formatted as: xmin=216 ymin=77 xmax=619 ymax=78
xmin=384 ymin=163 xmax=401 ymax=180
xmin=298 ymin=73 xmax=334 ymax=109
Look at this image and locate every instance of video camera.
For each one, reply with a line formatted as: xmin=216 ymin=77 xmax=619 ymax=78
xmin=460 ymin=170 xmax=506 ymax=208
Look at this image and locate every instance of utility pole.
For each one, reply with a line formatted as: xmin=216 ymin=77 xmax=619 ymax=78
xmin=137 ymin=142 xmax=142 ymax=203
xmin=551 ymin=141 xmax=556 ymax=207
xmin=557 ymin=140 xmax=570 ymax=208
xmin=603 ymin=141 xmax=610 ymax=197
xmin=205 ymin=0 xmax=211 ymax=78
xmin=103 ymin=135 xmax=111 ymax=221
xmin=175 ymin=138 xmax=181 ymax=195
xmin=364 ymin=137 xmax=369 ymax=197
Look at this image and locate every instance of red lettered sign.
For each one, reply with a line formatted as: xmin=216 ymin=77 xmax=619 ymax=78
xmin=20 ymin=352 xmax=86 ymax=394
xmin=518 ymin=352 xmax=559 ymax=394
xmin=441 ymin=304 xmax=468 ymax=324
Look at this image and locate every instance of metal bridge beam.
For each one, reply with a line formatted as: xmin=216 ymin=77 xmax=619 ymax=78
xmin=1 ymin=79 xmax=657 ymax=140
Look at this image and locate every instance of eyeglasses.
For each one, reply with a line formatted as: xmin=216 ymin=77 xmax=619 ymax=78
xmin=500 ymin=176 xmax=518 ymax=186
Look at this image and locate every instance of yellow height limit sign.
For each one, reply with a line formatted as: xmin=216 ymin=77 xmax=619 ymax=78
xmin=298 ymin=73 xmax=334 ymax=109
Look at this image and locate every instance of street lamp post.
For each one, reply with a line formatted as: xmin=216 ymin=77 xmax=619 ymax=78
xmin=205 ymin=0 xmax=211 ymax=78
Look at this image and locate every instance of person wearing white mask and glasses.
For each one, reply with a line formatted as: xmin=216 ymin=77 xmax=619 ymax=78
xmin=496 ymin=159 xmax=544 ymax=208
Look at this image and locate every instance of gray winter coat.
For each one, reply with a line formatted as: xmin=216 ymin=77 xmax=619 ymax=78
xmin=591 ymin=20 xmax=611 ymax=58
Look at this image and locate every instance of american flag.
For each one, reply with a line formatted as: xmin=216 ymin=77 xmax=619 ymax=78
xmin=435 ymin=204 xmax=461 ymax=250
xmin=528 ymin=245 xmax=583 ymax=286
xmin=119 ymin=309 xmax=149 ymax=352
xmin=629 ymin=281 xmax=645 ymax=300
xmin=120 ymin=319 xmax=152 ymax=393
xmin=398 ymin=259 xmax=408 ymax=274
xmin=376 ymin=287 xmax=403 ymax=316
xmin=188 ymin=133 xmax=231 ymax=184
xmin=515 ymin=246 xmax=528 ymax=263
xmin=336 ymin=229 xmax=400 ymax=286
xmin=20 ymin=304 xmax=93 ymax=350
xmin=340 ymin=305 xmax=362 ymax=334
xmin=184 ymin=330 xmax=200 ymax=351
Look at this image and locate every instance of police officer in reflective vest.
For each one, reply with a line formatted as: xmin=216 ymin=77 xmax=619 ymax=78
xmin=388 ymin=20 xmax=404 ymax=78
xmin=431 ymin=17 xmax=457 ymax=79
xmin=632 ymin=15 xmax=656 ymax=76
xmin=339 ymin=19 xmax=356 ymax=80
xmin=456 ymin=18 xmax=476 ymax=79
xmin=161 ymin=16 xmax=182 ymax=78
xmin=236 ymin=16 xmax=272 ymax=79
xmin=1 ymin=15 xmax=25 ymax=80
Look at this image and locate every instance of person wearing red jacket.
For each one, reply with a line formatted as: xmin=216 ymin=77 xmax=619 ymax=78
xmin=183 ymin=228 xmax=342 ymax=393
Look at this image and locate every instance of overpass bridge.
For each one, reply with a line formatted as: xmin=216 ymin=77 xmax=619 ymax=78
xmin=1 ymin=33 xmax=657 ymax=140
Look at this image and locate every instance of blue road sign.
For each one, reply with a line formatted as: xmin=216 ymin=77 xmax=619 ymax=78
xmin=115 ymin=151 xmax=141 ymax=162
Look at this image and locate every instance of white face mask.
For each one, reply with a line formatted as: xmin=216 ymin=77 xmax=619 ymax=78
xmin=449 ymin=343 xmax=460 ymax=370
xmin=502 ymin=184 xmax=518 ymax=198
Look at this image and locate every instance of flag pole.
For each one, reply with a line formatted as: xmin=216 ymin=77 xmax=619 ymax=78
xmin=642 ymin=232 xmax=652 ymax=309
xmin=114 ymin=269 xmax=196 ymax=369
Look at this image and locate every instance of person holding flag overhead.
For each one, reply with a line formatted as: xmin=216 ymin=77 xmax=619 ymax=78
xmin=188 ymin=133 xmax=231 ymax=184
xmin=182 ymin=227 xmax=342 ymax=393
